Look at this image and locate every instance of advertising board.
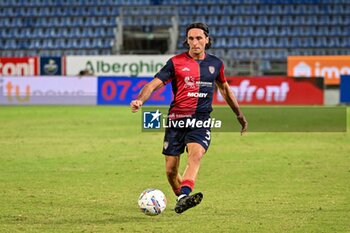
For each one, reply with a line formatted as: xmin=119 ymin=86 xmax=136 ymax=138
xmin=66 ymin=55 xmax=172 ymax=77
xmin=340 ymin=75 xmax=350 ymax=104
xmin=0 ymin=77 xmax=97 ymax=105
xmin=40 ymin=57 xmax=64 ymax=76
xmin=213 ymin=76 xmax=324 ymax=105
xmin=288 ymin=56 xmax=350 ymax=85
xmin=97 ymin=77 xmax=172 ymax=105
xmin=0 ymin=57 xmax=39 ymax=76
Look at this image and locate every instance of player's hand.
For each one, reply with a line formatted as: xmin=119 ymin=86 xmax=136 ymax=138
xmin=130 ymin=100 xmax=143 ymax=113
xmin=237 ymin=114 xmax=248 ymax=135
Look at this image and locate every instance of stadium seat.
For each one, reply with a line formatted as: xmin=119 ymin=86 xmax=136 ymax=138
xmin=219 ymin=16 xmax=231 ymax=25
xmin=261 ymin=50 xmax=273 ymax=60
xmin=0 ymin=0 xmax=349 ymax=61
xmin=259 ymin=59 xmax=271 ymax=71
xmin=211 ymin=49 xmax=226 ymax=58
xmin=4 ymin=40 xmax=17 ymax=49
xmin=314 ymin=37 xmax=327 ymax=47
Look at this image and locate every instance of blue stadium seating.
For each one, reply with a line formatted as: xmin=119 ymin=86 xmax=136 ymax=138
xmin=0 ymin=0 xmax=349 ymax=61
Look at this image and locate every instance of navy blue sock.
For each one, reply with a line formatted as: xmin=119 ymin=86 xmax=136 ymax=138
xmin=180 ymin=186 xmax=192 ymax=196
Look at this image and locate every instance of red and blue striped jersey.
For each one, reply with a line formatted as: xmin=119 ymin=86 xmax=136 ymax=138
xmin=155 ymin=52 xmax=226 ymax=117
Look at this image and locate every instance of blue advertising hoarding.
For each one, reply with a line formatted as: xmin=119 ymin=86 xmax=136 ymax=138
xmin=97 ymin=77 xmax=172 ymax=105
xmin=340 ymin=75 xmax=350 ymax=104
xmin=40 ymin=57 xmax=63 ymax=76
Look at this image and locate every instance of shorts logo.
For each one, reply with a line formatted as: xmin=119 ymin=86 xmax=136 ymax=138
xmin=163 ymin=141 xmax=169 ymax=150
xmin=209 ymin=66 xmax=215 ymax=74
xmin=143 ymin=109 xmax=162 ymax=129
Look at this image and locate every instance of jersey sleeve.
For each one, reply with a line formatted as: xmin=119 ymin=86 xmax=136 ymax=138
xmin=154 ymin=59 xmax=175 ymax=85
xmin=216 ymin=62 xmax=227 ymax=83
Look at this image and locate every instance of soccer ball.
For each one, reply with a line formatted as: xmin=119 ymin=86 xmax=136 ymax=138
xmin=138 ymin=188 xmax=166 ymax=216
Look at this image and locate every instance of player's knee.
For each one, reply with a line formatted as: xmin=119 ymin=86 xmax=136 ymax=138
xmin=188 ymin=145 xmax=205 ymax=161
xmin=188 ymin=151 xmax=204 ymax=163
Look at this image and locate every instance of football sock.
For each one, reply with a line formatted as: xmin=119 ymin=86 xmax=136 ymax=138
xmin=180 ymin=179 xmax=194 ymax=196
xmin=180 ymin=186 xmax=192 ymax=195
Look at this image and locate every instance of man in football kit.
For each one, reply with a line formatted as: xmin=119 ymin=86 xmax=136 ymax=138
xmin=130 ymin=22 xmax=247 ymax=214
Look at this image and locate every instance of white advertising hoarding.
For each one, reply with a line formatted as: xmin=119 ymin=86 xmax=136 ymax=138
xmin=0 ymin=77 xmax=97 ymax=105
xmin=65 ymin=55 xmax=172 ymax=77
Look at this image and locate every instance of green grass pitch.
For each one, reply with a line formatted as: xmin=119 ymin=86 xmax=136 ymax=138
xmin=0 ymin=106 xmax=349 ymax=233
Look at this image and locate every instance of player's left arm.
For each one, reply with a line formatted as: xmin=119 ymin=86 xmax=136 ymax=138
xmin=215 ymin=80 xmax=248 ymax=135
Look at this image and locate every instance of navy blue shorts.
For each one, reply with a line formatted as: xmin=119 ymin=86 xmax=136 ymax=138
xmin=162 ymin=118 xmax=211 ymax=156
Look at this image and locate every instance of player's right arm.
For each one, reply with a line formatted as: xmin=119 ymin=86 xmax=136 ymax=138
xmin=130 ymin=78 xmax=164 ymax=113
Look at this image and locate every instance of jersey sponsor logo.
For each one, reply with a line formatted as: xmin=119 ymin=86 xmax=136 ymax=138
xmin=182 ymin=67 xmax=190 ymax=71
xmin=196 ymin=81 xmax=213 ymax=87
xmin=184 ymin=78 xmax=213 ymax=89
xmin=184 ymin=76 xmax=196 ymax=89
xmin=187 ymin=92 xmax=208 ymax=98
xmin=209 ymin=66 xmax=215 ymax=74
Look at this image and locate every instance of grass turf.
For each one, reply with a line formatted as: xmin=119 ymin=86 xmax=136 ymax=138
xmin=0 ymin=106 xmax=349 ymax=232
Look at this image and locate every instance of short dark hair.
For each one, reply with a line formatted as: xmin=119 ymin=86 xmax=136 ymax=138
xmin=183 ymin=22 xmax=212 ymax=49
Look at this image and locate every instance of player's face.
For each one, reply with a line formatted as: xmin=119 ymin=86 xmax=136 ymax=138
xmin=187 ymin=28 xmax=209 ymax=58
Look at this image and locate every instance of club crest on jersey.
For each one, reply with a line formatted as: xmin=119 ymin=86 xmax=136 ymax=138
xmin=209 ymin=66 xmax=215 ymax=74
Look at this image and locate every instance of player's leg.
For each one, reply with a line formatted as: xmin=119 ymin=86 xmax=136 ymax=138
xmin=180 ymin=128 xmax=210 ymax=196
xmin=162 ymin=127 xmax=186 ymax=196
xmin=175 ymin=128 xmax=210 ymax=214
xmin=175 ymin=142 xmax=205 ymax=214
xmin=164 ymin=155 xmax=182 ymax=196
xmin=182 ymin=142 xmax=205 ymax=186
xmin=166 ymin=143 xmax=205 ymax=198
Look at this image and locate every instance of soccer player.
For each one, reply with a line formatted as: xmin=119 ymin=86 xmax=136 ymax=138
xmin=130 ymin=22 xmax=247 ymax=214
